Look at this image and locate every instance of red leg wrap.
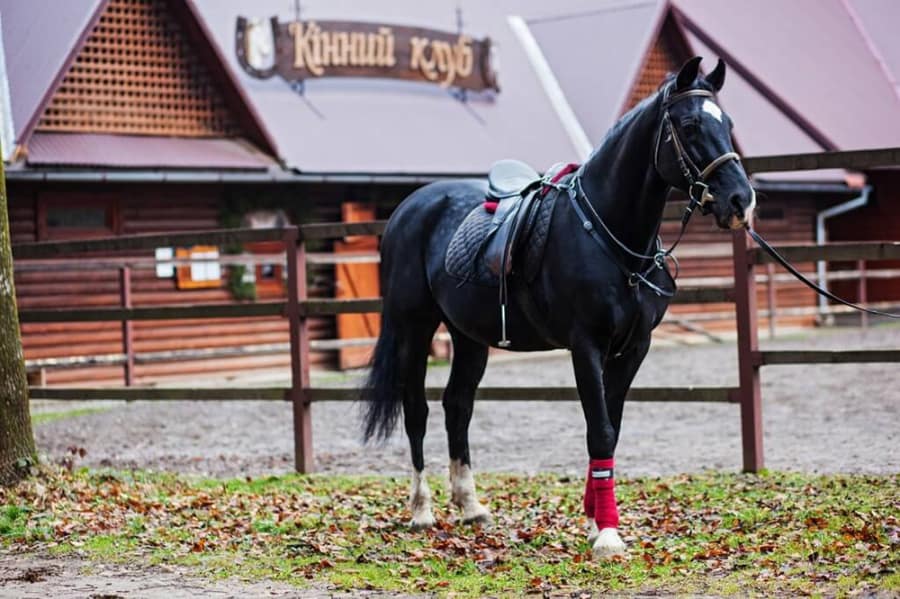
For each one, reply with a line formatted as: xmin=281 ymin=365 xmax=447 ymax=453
xmin=588 ymin=458 xmax=619 ymax=530
xmin=583 ymin=466 xmax=595 ymax=517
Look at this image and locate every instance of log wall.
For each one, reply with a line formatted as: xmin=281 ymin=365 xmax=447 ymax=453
xmin=9 ymin=182 xmax=832 ymax=386
xmin=10 ymin=182 xmax=343 ymax=385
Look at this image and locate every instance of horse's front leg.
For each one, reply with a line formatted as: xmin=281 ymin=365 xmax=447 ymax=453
xmin=586 ymin=337 xmax=653 ymax=549
xmin=572 ymin=337 xmax=627 ymax=558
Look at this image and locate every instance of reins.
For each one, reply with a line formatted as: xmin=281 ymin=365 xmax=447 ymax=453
xmin=746 ymin=227 xmax=900 ymax=319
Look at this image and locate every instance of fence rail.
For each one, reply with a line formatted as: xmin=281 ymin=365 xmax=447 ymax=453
xmin=15 ymin=146 xmax=900 ymax=474
xmin=751 ymin=241 xmax=900 ymax=264
xmin=28 ymin=385 xmax=739 ymax=403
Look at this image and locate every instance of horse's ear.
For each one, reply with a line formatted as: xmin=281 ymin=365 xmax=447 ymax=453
xmin=706 ymin=58 xmax=726 ymax=92
xmin=676 ymin=56 xmax=703 ymax=90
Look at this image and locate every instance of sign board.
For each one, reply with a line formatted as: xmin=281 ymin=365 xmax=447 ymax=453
xmin=236 ymin=17 xmax=499 ymax=92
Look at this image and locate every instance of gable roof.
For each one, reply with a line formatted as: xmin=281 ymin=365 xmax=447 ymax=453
xmin=674 ymin=0 xmax=900 ymax=151
xmin=192 ymin=0 xmax=612 ymax=175
xmin=0 ymin=0 xmax=105 ymax=149
xmin=838 ymin=0 xmax=900 ymax=102
xmin=0 ymin=0 xmax=278 ymax=169
xmin=527 ymin=0 xmax=670 ymax=145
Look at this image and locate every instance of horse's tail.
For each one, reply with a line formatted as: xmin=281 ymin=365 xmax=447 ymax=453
xmin=361 ymin=317 xmax=402 ymax=442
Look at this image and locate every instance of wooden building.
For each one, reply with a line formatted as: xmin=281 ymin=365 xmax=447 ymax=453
xmin=2 ymin=0 xmax=898 ymax=386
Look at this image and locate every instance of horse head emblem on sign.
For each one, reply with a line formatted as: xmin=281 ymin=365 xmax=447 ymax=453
xmin=235 ymin=16 xmax=279 ymax=79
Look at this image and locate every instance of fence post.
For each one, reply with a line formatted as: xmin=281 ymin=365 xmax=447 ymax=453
xmin=765 ymin=262 xmax=776 ymax=339
xmin=284 ymin=227 xmax=314 ymax=473
xmin=857 ymin=259 xmax=868 ymax=330
xmin=119 ymin=266 xmax=134 ymax=386
xmin=732 ymin=229 xmax=763 ymax=472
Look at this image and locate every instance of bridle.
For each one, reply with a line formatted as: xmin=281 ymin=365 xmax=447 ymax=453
xmin=556 ymin=85 xmax=743 ymax=297
xmin=654 ymin=86 xmax=742 ymax=220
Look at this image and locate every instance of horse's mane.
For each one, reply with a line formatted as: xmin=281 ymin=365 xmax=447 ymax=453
xmin=589 ymin=72 xmax=716 ymax=160
xmin=586 ymin=88 xmax=663 ymax=162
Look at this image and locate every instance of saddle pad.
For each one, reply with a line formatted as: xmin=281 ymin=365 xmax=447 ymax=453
xmin=445 ymin=189 xmax=558 ymax=286
xmin=445 ymin=205 xmax=496 ymax=285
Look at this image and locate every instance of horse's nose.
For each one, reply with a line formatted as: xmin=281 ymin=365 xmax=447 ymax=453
xmin=729 ymin=192 xmax=746 ymax=220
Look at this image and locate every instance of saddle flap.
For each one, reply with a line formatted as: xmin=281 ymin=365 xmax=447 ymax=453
xmin=485 ymin=189 xmax=542 ymax=276
xmin=487 ymin=159 xmax=540 ymax=199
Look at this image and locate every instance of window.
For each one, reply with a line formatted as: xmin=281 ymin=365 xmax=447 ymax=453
xmin=176 ymin=246 xmax=222 ymax=289
xmin=38 ymin=194 xmax=120 ymax=240
xmin=244 ymin=240 xmax=284 ymax=298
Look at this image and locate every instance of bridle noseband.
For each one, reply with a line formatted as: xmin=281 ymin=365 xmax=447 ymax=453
xmin=654 ymin=87 xmax=742 ymax=217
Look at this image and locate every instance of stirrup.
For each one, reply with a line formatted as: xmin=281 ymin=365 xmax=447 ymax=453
xmin=498 ymin=303 xmax=511 ymax=348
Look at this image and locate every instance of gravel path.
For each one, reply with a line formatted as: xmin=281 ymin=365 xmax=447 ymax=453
xmin=0 ymin=552 xmax=416 ymax=598
xmin=33 ymin=325 xmax=899 ymax=479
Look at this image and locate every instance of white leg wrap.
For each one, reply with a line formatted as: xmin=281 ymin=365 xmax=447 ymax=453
xmin=409 ymin=469 xmax=435 ymax=529
xmin=449 ymin=459 xmax=491 ymax=524
xmin=592 ymin=527 xmax=626 ymax=559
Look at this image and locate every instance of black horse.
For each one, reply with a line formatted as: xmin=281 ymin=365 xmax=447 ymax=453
xmin=362 ymin=57 xmax=755 ymax=558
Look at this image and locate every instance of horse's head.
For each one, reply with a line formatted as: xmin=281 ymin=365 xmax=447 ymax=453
xmin=654 ymin=57 xmax=755 ymax=230
xmin=245 ymin=18 xmax=276 ymax=72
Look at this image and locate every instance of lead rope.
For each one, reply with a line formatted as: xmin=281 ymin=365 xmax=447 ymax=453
xmin=746 ymin=227 xmax=900 ymax=319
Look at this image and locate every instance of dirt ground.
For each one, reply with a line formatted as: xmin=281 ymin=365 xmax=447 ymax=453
xmin=32 ymin=324 xmax=899 ymax=479
xmin=0 ymin=552 xmax=418 ymax=598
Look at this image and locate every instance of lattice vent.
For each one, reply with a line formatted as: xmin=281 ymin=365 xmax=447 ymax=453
xmin=37 ymin=0 xmax=239 ymax=137
xmin=624 ymin=33 xmax=682 ymax=110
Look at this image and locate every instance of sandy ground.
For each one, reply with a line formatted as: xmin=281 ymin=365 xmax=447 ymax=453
xmin=32 ymin=324 xmax=900 ymax=479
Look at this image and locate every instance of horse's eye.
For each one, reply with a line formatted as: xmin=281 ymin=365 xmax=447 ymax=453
xmin=681 ymin=117 xmax=700 ymax=136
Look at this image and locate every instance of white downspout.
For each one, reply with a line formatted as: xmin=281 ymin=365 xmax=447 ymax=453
xmin=815 ymin=185 xmax=872 ymax=322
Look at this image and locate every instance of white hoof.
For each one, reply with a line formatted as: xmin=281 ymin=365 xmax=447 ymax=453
xmin=449 ymin=460 xmax=492 ymax=525
xmin=461 ymin=502 xmax=492 ymax=525
xmin=587 ymin=520 xmax=600 ymax=544
xmin=409 ymin=469 xmax=435 ymax=530
xmin=409 ymin=512 xmax=435 ymax=530
xmin=591 ymin=527 xmax=626 ymax=559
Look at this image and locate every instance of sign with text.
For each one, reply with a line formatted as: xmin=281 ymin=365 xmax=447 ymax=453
xmin=236 ymin=17 xmax=499 ymax=92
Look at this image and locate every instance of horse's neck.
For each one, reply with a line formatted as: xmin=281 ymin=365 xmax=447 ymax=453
xmin=579 ymin=97 xmax=669 ymax=257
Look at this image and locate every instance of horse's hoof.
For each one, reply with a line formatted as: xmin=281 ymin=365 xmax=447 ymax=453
xmin=591 ymin=528 xmax=626 ymax=559
xmin=409 ymin=514 xmax=435 ymax=530
xmin=461 ymin=505 xmax=492 ymax=526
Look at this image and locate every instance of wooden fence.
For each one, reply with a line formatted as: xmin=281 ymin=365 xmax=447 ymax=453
xmin=14 ymin=147 xmax=900 ymax=473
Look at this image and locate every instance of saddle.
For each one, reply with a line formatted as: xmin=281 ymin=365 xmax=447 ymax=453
xmin=445 ymin=160 xmax=579 ymax=346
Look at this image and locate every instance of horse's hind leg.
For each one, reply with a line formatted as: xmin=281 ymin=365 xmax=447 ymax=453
xmin=443 ymin=329 xmax=491 ymax=524
xmin=397 ymin=315 xmax=441 ymax=529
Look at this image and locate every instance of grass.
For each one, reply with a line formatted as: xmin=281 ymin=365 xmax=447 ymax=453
xmin=1 ymin=467 xmax=897 ymax=596
xmin=30 ymin=406 xmax=113 ymax=426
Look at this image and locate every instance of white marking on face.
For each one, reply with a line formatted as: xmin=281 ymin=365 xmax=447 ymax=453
xmin=702 ymin=99 xmax=723 ymax=122
xmin=746 ymin=187 xmax=757 ymax=221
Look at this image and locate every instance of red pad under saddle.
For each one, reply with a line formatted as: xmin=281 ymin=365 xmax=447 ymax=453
xmin=483 ymin=162 xmax=580 ymax=213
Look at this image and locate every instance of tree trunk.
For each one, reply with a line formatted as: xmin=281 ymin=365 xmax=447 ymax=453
xmin=0 ymin=146 xmax=36 ymax=485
